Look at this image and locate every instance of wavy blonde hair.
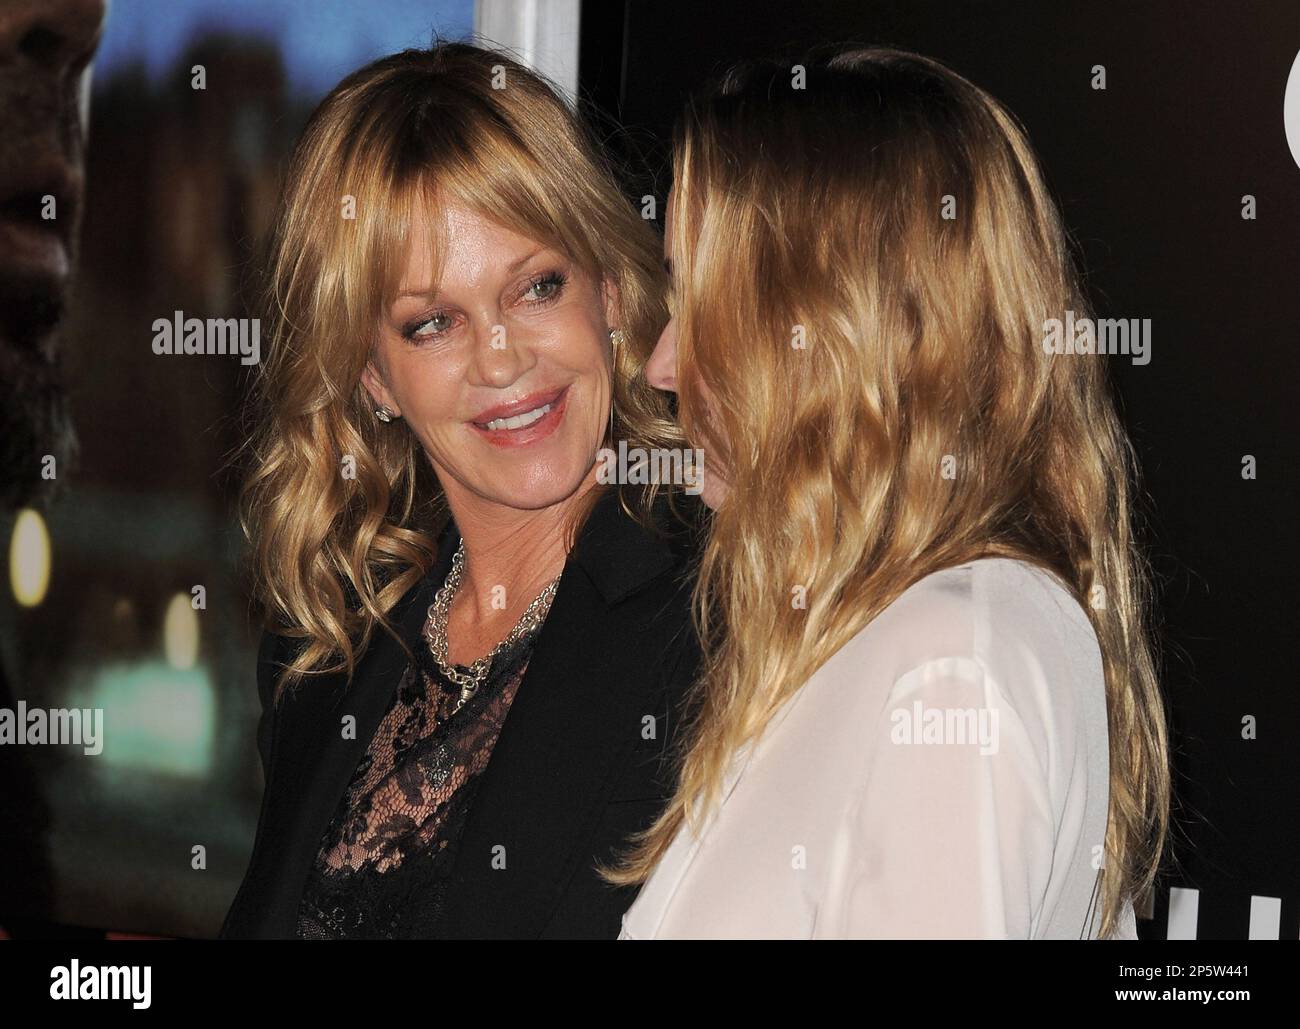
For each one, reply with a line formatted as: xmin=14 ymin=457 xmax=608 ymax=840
xmin=238 ymin=42 xmax=679 ymax=699
xmin=606 ymin=47 xmax=1169 ymax=938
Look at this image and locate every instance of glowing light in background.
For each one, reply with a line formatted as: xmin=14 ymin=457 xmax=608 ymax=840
xmin=163 ymin=592 xmax=200 ymax=669
xmin=72 ymin=662 xmax=217 ymax=777
xmin=9 ymin=508 xmax=52 ymax=607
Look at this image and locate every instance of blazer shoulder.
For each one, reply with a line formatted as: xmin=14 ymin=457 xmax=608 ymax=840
xmin=252 ymin=627 xmax=299 ymax=778
xmin=650 ymin=489 xmax=708 ymax=553
xmin=635 ymin=488 xmax=707 ymax=595
xmin=255 ymin=627 xmax=289 ymax=709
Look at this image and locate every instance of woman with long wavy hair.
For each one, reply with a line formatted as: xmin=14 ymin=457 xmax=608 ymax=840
xmin=616 ymin=46 xmax=1169 ymax=938
xmin=219 ymin=42 xmax=702 ymax=939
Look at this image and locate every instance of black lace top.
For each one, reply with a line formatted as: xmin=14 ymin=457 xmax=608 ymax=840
xmin=295 ymin=618 xmax=540 ymax=939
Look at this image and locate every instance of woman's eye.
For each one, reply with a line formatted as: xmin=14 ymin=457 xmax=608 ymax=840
xmin=405 ymin=311 xmax=453 ymax=342
xmin=523 ymin=271 xmax=567 ymax=303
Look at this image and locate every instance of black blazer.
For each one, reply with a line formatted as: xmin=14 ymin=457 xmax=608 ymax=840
xmin=219 ymin=487 xmax=702 ymax=939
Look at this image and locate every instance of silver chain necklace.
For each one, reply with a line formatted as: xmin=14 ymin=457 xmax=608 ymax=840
xmin=421 ymin=539 xmax=562 ymax=713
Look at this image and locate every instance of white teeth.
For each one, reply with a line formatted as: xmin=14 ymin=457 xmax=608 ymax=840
xmin=484 ymin=403 xmax=551 ymax=431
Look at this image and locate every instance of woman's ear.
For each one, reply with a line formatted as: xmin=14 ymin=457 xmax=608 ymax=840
xmin=360 ymin=361 xmax=400 ymax=417
xmin=601 ymin=276 xmax=622 ymax=330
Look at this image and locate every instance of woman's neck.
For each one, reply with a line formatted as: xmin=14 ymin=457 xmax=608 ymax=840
xmin=438 ymin=470 xmax=600 ymax=664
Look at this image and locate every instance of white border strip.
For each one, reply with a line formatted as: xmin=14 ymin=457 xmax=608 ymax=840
xmin=475 ymin=0 xmax=582 ymax=105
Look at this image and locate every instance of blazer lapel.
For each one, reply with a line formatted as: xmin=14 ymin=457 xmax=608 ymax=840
xmin=263 ymin=534 xmax=454 ymax=937
xmin=435 ymin=487 xmax=681 ymax=938
xmin=258 ymin=488 xmax=684 ymax=939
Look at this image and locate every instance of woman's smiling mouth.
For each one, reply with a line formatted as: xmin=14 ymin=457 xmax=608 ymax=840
xmin=469 ymin=385 xmax=570 ymax=447
xmin=483 ymin=402 xmax=551 ymax=431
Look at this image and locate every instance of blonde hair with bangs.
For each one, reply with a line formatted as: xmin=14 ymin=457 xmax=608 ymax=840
xmin=239 ymin=42 xmax=679 ymax=698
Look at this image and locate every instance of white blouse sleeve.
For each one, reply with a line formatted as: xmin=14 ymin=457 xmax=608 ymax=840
xmin=833 ymin=655 xmax=1057 ymax=938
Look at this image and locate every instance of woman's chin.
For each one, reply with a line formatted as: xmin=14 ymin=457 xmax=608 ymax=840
xmin=476 ymin=461 xmax=599 ymax=513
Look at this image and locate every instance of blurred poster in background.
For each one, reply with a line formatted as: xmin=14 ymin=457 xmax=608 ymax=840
xmin=0 ymin=0 xmax=476 ymax=939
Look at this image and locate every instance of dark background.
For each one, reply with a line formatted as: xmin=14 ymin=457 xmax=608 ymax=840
xmin=577 ymin=0 xmax=1300 ymax=940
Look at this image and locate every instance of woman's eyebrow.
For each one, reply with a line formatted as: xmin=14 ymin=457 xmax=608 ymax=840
xmin=392 ymin=247 xmax=550 ymax=303
xmin=507 ymin=245 xmax=547 ymax=273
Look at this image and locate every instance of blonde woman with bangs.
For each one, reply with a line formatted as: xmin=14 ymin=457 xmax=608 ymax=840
xmin=618 ymin=46 xmax=1169 ymax=939
xmin=220 ymin=43 xmax=703 ymax=939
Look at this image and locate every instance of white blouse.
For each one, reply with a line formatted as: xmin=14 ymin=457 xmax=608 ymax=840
xmin=619 ymin=558 xmax=1139 ymax=939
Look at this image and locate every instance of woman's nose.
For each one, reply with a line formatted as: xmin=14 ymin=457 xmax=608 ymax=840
xmin=645 ymin=319 xmax=678 ymax=392
xmin=471 ymin=322 xmax=535 ymax=387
